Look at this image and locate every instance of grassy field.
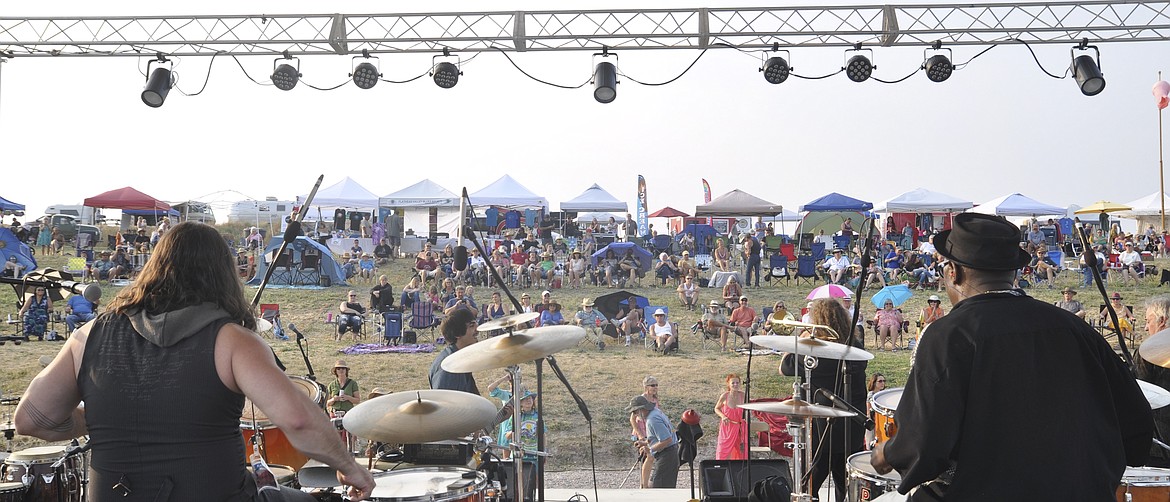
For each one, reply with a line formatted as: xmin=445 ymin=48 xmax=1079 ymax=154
xmin=0 ymin=248 xmax=1162 ymax=470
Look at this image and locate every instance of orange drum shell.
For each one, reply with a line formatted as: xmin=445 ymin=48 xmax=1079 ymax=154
xmin=1116 ymin=466 xmax=1170 ymax=502
xmin=242 ymin=423 xmax=309 ymax=470
xmin=870 ymin=388 xmax=904 ymax=444
xmin=242 ymin=375 xmax=325 ymax=422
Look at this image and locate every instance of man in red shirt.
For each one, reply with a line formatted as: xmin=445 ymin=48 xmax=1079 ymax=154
xmin=728 ymin=295 xmax=756 ymax=347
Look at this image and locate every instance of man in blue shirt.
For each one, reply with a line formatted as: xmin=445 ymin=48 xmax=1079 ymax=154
xmin=627 ymin=395 xmax=679 ymax=488
xmin=64 ymin=293 xmax=96 ymax=333
xmin=429 ymin=309 xmax=480 ymax=395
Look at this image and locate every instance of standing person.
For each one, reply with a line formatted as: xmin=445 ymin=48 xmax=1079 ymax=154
xmin=18 ymin=286 xmax=52 ymax=341
xmin=65 ymin=291 xmax=98 ymax=334
xmin=336 ymin=290 xmax=366 ymax=340
xmin=872 ymin=213 xmax=1152 ymax=500
xmin=629 ymin=376 xmax=661 ymax=488
xmin=786 ymin=298 xmax=867 ymax=502
xmin=12 ymin=222 xmax=374 ymax=501
xmin=627 ymin=394 xmax=679 ymax=488
xmin=37 ymin=218 xmax=52 ymax=255
xmin=742 ymin=233 xmax=761 ymax=287
xmin=429 ymin=309 xmax=481 ymax=394
xmin=713 ymin=374 xmax=748 ymax=460
xmin=326 ymin=360 xmax=361 ymax=453
xmin=1136 ymin=295 xmax=1170 ymax=467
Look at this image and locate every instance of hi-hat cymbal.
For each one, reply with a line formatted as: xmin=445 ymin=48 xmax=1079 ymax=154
xmin=749 ymin=335 xmax=874 ymax=361
xmin=255 ymin=317 xmax=273 ymax=332
xmin=1139 ymin=380 xmax=1170 ymax=410
xmin=478 ymin=312 xmax=540 ymax=332
xmin=740 ymin=398 xmax=857 ymax=418
xmin=442 ymin=326 xmax=586 ymax=373
xmin=1141 ymin=328 xmax=1170 ymax=369
xmin=343 ymin=389 xmax=497 ymax=445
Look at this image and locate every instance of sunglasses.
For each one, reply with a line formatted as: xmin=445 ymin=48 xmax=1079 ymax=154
xmin=646 ymin=383 xmax=658 ymax=387
xmin=876 ymin=379 xmax=886 ymax=383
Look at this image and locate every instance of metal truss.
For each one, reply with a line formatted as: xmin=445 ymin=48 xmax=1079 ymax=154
xmin=0 ymin=2 xmax=1168 ymax=58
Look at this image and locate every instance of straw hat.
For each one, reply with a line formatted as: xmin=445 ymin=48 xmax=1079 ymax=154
xmin=581 ymin=298 xmax=595 ymax=307
xmin=332 ymin=360 xmax=349 ymax=375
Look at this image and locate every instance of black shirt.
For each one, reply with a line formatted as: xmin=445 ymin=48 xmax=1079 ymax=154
xmin=370 ymin=282 xmax=395 ymax=312
xmin=374 ymin=244 xmax=393 ymax=259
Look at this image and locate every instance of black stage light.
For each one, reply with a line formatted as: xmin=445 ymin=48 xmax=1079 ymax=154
xmin=593 ymin=61 xmax=617 ymax=103
xmin=271 ymin=53 xmax=301 ymax=91
xmin=433 ymin=62 xmax=460 ymax=89
xmin=762 ymin=56 xmax=790 ymax=84
xmin=845 ymin=55 xmax=872 ymax=83
xmin=925 ymin=54 xmax=952 ymax=83
xmin=352 ymin=62 xmax=380 ymax=89
xmin=1071 ymin=40 xmax=1105 ymax=96
xmin=141 ymin=65 xmax=173 ymax=108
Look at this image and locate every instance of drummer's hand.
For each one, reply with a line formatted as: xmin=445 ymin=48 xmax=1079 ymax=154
xmin=870 ymin=442 xmax=893 ymax=475
xmin=338 ymin=466 xmax=376 ymax=501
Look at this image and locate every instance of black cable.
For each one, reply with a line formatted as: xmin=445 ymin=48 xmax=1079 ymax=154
xmin=490 ymin=46 xmax=591 ymax=89
xmin=617 ymin=48 xmax=710 ymax=86
xmin=792 ymin=68 xmax=845 ymax=80
xmin=229 ymin=54 xmax=274 ymax=86
xmin=174 ymin=51 xmax=222 ymax=97
xmin=379 ymin=71 xmax=430 ymax=84
xmin=954 ymin=43 xmax=999 ymax=69
xmin=873 ymin=67 xmax=922 ymax=84
xmin=1014 ymin=38 xmax=1068 ymax=79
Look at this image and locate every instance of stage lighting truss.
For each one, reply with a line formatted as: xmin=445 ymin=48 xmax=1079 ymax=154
xmin=923 ymin=41 xmax=953 ymax=83
xmin=1070 ymin=38 xmax=1105 ymax=96
xmin=760 ymin=43 xmax=791 ymax=85
xmin=592 ymin=48 xmax=618 ymax=103
xmin=351 ymin=49 xmax=381 ymax=89
xmin=431 ymin=48 xmax=461 ymax=89
xmin=141 ymin=53 xmax=174 ymax=108
xmin=271 ymin=51 xmax=301 ymax=91
xmin=843 ymin=44 xmax=874 ymax=83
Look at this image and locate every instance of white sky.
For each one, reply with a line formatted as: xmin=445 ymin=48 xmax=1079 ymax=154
xmin=2 ymin=0 xmax=1167 ymax=223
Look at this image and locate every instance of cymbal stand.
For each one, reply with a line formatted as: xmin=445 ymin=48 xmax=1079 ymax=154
xmin=788 ymin=354 xmax=818 ymax=502
xmin=506 ymin=365 xmax=526 ymax=502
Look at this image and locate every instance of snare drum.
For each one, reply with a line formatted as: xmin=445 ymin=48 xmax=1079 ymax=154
xmin=847 ymin=451 xmax=901 ymax=502
xmin=1 ymin=445 xmax=82 ymax=502
xmin=1115 ymin=466 xmax=1170 ymax=502
xmin=0 ymin=482 xmax=24 ymax=502
xmin=870 ymin=387 xmax=903 ymax=444
xmin=368 ymin=467 xmax=487 ymax=502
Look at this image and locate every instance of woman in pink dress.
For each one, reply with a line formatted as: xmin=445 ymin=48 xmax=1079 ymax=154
xmin=714 ymin=373 xmax=749 ymax=460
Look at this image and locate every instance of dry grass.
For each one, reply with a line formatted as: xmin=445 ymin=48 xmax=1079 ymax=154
xmin=0 ymin=250 xmax=1161 ymax=470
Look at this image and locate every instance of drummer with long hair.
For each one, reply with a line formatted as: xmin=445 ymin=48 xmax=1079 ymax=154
xmin=13 ymin=222 xmax=374 ymax=501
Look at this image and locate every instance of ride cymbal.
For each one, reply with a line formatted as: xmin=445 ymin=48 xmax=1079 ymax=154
xmin=740 ymin=398 xmax=857 ymax=418
xmin=1141 ymin=328 xmax=1170 ymax=369
xmin=750 ymin=335 xmax=874 ymax=361
xmin=477 ymin=312 xmax=540 ymax=332
xmin=343 ymin=389 xmax=497 ymax=445
xmin=442 ymin=326 xmax=586 ymax=373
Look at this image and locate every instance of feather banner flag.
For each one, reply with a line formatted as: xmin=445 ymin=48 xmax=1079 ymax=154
xmin=702 ymin=179 xmax=712 ymax=203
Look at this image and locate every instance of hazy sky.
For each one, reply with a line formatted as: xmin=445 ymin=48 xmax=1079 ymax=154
xmin=2 ymin=0 xmax=1167 ymax=223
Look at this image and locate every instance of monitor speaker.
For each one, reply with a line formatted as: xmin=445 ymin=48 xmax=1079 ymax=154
xmin=700 ymin=459 xmax=790 ymax=502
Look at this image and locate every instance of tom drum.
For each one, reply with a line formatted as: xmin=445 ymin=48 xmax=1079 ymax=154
xmin=847 ymin=451 xmax=901 ymax=502
xmin=870 ymin=387 xmax=903 ymax=444
xmin=240 ymin=375 xmax=326 ymax=469
xmin=1116 ymin=466 xmax=1170 ymax=502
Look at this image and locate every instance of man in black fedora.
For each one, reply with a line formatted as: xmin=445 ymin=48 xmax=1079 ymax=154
xmin=871 ymin=213 xmax=1152 ymax=500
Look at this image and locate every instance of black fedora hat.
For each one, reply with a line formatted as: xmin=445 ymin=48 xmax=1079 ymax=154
xmin=933 ymin=213 xmax=1030 ymax=271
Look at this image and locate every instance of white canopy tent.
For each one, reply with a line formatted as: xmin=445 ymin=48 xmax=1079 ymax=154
xmin=873 ymin=188 xmax=973 ymax=213
xmin=560 ymin=183 xmax=627 ymax=212
xmin=469 ymin=175 xmax=548 ymax=210
xmin=298 ymin=177 xmax=380 ymax=210
xmin=379 ymin=179 xmax=461 ymax=238
xmin=1118 ymin=191 xmax=1170 ymax=232
xmin=969 ymin=193 xmax=1066 ymax=217
xmin=576 ymin=212 xmax=625 ymax=223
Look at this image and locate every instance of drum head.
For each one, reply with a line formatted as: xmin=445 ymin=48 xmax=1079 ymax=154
xmin=871 ymin=388 xmax=904 ymax=417
xmin=369 ymin=467 xmax=485 ymax=501
xmin=1122 ymin=466 xmax=1170 ymax=483
xmin=6 ymin=445 xmax=66 ymax=463
xmin=847 ymin=452 xmax=903 ymax=483
xmin=242 ymin=375 xmax=323 ymax=421
xmin=0 ymin=481 xmax=24 ymax=493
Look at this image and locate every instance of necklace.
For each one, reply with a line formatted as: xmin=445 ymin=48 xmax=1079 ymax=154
xmin=982 ymin=289 xmax=1023 ymax=296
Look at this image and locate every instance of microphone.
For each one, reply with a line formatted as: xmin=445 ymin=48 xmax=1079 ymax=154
xmin=283 ymin=320 xmax=301 ymax=339
xmin=282 ymin=220 xmax=303 ymax=244
xmin=52 ymin=441 xmax=92 ymax=468
xmin=816 ymin=388 xmax=866 ymax=426
xmin=454 ymin=187 xmax=469 ymax=272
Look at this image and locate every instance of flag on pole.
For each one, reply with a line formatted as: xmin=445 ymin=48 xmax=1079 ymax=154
xmin=702 ymin=179 xmax=712 ymax=203
xmin=1155 ymin=81 xmax=1170 ymax=110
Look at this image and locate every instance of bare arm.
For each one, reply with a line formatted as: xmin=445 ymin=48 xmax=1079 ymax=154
xmin=217 ymin=324 xmax=374 ymax=499
xmin=714 ymin=391 xmax=728 ymax=422
xmin=14 ymin=324 xmax=89 ymax=440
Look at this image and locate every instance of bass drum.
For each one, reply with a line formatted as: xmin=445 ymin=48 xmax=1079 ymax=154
xmin=368 ymin=467 xmax=487 ymax=502
xmin=847 ymin=451 xmax=901 ymax=502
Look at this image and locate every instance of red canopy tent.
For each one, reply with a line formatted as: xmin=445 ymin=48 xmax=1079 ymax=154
xmin=84 ymin=187 xmax=171 ymax=211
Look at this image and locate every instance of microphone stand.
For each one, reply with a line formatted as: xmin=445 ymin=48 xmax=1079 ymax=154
xmin=250 ymin=175 xmax=323 ymax=309
xmin=287 ymin=323 xmax=317 ymax=381
xmin=1074 ymin=219 xmax=1134 ymax=369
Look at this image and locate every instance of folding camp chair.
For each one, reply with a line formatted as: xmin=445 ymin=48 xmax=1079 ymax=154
xmin=811 ymin=242 xmax=826 ymax=261
xmin=408 ymin=301 xmax=440 ymax=344
xmin=259 ymin=304 xmax=287 ymax=340
xmin=832 ymin=235 xmax=852 ymax=254
xmin=794 ymin=255 xmax=818 ymax=286
xmin=766 ymin=254 xmax=789 ymax=286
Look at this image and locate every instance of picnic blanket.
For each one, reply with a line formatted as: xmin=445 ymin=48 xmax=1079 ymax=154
xmin=339 ymin=343 xmax=436 ymax=355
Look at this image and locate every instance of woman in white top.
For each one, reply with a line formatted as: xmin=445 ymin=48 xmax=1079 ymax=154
xmin=648 ymin=308 xmax=676 ymax=354
xmin=568 ymin=250 xmax=588 ymax=288
xmin=676 ymin=275 xmax=697 ymax=311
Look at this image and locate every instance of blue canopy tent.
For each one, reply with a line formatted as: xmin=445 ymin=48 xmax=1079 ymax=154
xmin=797 ymin=193 xmax=875 ymax=251
xmin=800 ymin=192 xmax=874 ymax=212
xmin=246 ymin=236 xmax=347 ymax=287
xmin=673 ymin=223 xmax=718 ymax=254
xmin=0 ymin=227 xmax=35 ymax=276
xmin=590 ymin=241 xmax=653 ymax=274
xmin=0 ymin=196 xmax=25 ymax=212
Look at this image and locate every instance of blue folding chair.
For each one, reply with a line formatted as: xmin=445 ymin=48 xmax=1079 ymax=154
xmin=767 ymin=254 xmax=789 ymax=286
xmin=811 ymin=242 xmax=826 ymax=261
xmin=795 ymin=255 xmax=818 ymax=286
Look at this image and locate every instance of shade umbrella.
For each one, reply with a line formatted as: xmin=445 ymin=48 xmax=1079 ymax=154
xmin=593 ymin=290 xmax=649 ymax=321
xmin=17 ymin=268 xmax=76 ymax=303
xmin=1074 ymin=201 xmax=1133 ymax=215
xmin=870 ymin=284 xmax=914 ymax=308
xmin=648 ymin=207 xmax=689 ymax=218
xmin=807 ymin=284 xmax=854 ymax=300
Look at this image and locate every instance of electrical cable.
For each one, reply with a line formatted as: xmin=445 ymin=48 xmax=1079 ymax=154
xmin=792 ymin=68 xmax=845 ymax=80
xmin=873 ymin=67 xmax=922 ymax=84
xmin=229 ymin=54 xmax=274 ymax=86
xmin=953 ymin=43 xmax=999 ymax=69
xmin=617 ymin=48 xmax=710 ymax=86
xmin=302 ymin=80 xmax=351 ymax=91
xmin=490 ymin=46 xmax=591 ymax=89
xmin=174 ymin=51 xmax=221 ymax=97
xmin=1014 ymin=38 xmax=1069 ymax=79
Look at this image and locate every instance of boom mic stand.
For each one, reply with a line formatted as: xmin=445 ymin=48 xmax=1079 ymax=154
xmin=1074 ymin=218 xmax=1134 ymax=369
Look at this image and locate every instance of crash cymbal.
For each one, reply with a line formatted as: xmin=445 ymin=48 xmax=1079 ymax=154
xmin=442 ymin=326 xmax=586 ymax=373
xmin=342 ymin=389 xmax=497 ymax=445
xmin=1139 ymin=380 xmax=1170 ymax=410
xmin=749 ymin=335 xmax=873 ymax=361
xmin=478 ymin=312 xmax=540 ymax=332
xmin=1141 ymin=328 xmax=1170 ymax=369
xmin=740 ymin=398 xmax=857 ymax=418
xmin=255 ymin=317 xmax=273 ymax=332
xmin=297 ymin=461 xmax=340 ymax=488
